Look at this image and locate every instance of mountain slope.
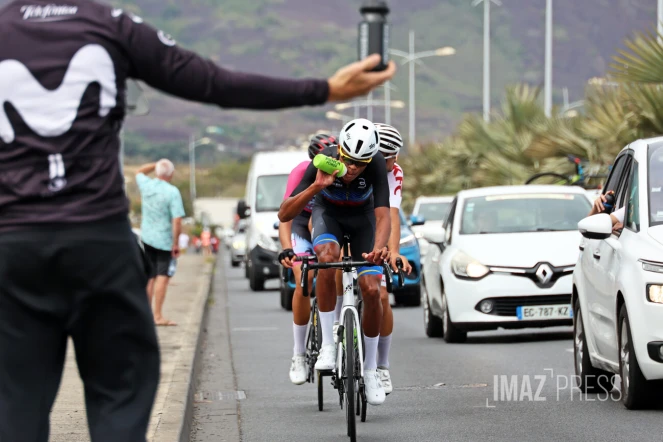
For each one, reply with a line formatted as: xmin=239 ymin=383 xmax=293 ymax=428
xmin=0 ymin=0 xmax=657 ymax=157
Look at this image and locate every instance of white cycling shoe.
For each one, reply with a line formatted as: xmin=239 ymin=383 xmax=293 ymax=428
xmin=377 ymin=366 xmax=392 ymax=395
xmin=315 ymin=344 xmax=336 ymax=371
xmin=289 ymin=355 xmax=307 ymax=385
xmin=364 ymin=370 xmax=386 ymax=405
xmin=332 ymin=322 xmax=339 ymax=344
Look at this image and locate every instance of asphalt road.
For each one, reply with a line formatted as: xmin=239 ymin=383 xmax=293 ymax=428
xmin=192 ymin=254 xmax=662 ymax=442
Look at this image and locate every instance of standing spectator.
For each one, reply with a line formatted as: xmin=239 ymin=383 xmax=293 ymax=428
xmin=0 ymin=0 xmax=393 ymax=438
xmin=178 ymin=232 xmax=190 ymax=253
xmin=201 ymin=227 xmax=212 ymax=257
xmin=193 ymin=236 xmax=202 ymax=254
xmin=136 ymin=159 xmax=185 ymax=326
xmin=210 ymin=235 xmax=220 ymax=254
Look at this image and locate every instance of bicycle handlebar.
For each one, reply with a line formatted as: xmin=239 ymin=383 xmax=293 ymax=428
xmin=296 ymin=255 xmax=405 ymax=297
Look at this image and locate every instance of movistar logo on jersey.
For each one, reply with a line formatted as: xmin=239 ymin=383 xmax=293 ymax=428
xmin=20 ymin=4 xmax=78 ymax=20
xmin=0 ymin=44 xmax=117 ymax=144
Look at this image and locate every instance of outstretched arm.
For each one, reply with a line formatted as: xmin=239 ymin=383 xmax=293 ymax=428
xmin=136 ymin=163 xmax=156 ymax=176
xmin=114 ymin=11 xmax=395 ymax=109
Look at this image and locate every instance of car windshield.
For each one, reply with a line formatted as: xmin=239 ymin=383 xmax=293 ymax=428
xmin=459 ymin=193 xmax=591 ymax=234
xmin=648 ymin=145 xmax=663 ymax=226
xmin=417 ymin=201 xmax=451 ymax=221
xmin=255 ymin=174 xmax=288 ymax=212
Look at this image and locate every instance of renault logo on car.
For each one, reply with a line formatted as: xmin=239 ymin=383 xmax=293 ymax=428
xmin=536 ymin=264 xmax=553 ymax=284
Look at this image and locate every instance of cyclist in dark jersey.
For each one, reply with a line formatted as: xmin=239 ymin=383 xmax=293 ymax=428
xmin=278 ymin=118 xmax=391 ymax=405
xmin=0 ymin=1 xmax=395 ymax=440
xmin=278 ymin=134 xmax=337 ymax=385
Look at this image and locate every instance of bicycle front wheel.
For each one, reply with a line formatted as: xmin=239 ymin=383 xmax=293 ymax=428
xmin=525 ymin=172 xmax=571 ymax=186
xmin=344 ymin=312 xmax=356 ymax=441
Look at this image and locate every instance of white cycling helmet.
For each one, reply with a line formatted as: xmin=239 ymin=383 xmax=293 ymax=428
xmin=375 ymin=123 xmax=403 ymax=156
xmin=339 ymin=118 xmax=380 ymax=161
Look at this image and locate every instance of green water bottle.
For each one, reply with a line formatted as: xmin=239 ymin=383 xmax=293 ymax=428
xmin=313 ymin=154 xmax=347 ymax=177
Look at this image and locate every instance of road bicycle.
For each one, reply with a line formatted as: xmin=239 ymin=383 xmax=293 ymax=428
xmin=299 ymin=238 xmax=403 ymax=442
xmin=525 ymin=155 xmax=609 ymax=189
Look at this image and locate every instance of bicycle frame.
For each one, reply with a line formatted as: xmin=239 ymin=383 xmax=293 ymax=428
xmin=337 ymin=265 xmax=364 ymax=379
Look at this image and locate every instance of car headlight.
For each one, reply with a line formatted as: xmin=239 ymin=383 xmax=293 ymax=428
xmin=647 ymin=285 xmax=663 ymax=304
xmin=257 ymin=233 xmax=278 ymax=252
xmin=642 ymin=260 xmax=663 ymax=274
xmin=400 ymin=234 xmax=417 ymax=248
xmin=414 ymin=231 xmax=425 ymax=239
xmin=451 ymin=251 xmax=489 ymax=279
xmin=232 ymin=240 xmax=245 ymax=250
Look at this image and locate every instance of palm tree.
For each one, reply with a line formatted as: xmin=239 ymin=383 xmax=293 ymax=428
xmin=611 ymin=29 xmax=663 ymax=83
xmin=402 ymin=84 xmax=553 ymax=200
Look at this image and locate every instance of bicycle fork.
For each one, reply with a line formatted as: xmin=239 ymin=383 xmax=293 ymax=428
xmin=336 ymin=271 xmax=364 ymax=380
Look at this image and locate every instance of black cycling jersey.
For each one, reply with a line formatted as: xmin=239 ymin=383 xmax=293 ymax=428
xmin=290 ymin=146 xmax=390 ymax=212
xmin=0 ymin=0 xmax=329 ymax=230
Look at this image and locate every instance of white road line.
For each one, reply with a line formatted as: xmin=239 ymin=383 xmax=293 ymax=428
xmin=232 ymin=326 xmax=279 ymax=332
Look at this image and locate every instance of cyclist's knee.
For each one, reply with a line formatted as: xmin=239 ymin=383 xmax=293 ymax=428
xmin=314 ymin=243 xmax=340 ymax=263
xmin=359 ymin=276 xmax=381 ymax=301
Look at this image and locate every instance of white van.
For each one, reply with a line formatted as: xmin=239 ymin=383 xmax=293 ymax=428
xmin=238 ymin=150 xmax=309 ymax=291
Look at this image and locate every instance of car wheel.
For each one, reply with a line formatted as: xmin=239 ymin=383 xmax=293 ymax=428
xmin=283 ymin=285 xmax=294 ymax=311
xmin=422 ymin=282 xmax=443 ymax=338
xmin=619 ymin=304 xmax=653 ymax=409
xmin=231 ymin=258 xmax=240 ymax=268
xmin=279 ymin=285 xmax=286 ymax=308
xmin=573 ymin=298 xmax=614 ymax=392
xmin=397 ymin=286 xmax=422 ymax=307
xmin=441 ymin=292 xmax=466 ymax=343
xmin=248 ymin=262 xmax=265 ymax=291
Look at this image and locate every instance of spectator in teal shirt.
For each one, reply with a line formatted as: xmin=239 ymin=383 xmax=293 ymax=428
xmin=136 ymin=159 xmax=185 ymax=326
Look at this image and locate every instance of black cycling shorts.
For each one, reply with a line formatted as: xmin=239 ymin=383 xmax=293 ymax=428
xmin=310 ymin=205 xmax=381 ymax=276
xmin=143 ymin=243 xmax=171 ymax=278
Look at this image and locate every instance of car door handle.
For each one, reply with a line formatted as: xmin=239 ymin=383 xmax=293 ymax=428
xmin=593 ymin=250 xmax=601 ymax=260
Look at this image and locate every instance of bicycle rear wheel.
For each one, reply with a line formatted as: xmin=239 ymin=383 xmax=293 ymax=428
xmin=344 ymin=312 xmax=356 ymax=441
xmin=525 ymin=172 xmax=571 ymax=185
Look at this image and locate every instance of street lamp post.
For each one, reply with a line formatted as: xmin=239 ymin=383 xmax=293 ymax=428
xmin=189 ymin=125 xmax=224 ymax=205
xmin=544 ymin=0 xmax=553 ymax=117
xmin=189 ymin=135 xmax=211 ymax=204
xmin=472 ymin=0 xmax=501 ymax=122
xmin=334 ymin=98 xmax=405 ymax=126
xmin=389 ymin=31 xmax=456 ymax=146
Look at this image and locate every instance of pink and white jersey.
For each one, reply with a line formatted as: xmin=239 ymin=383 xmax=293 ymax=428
xmin=284 ymin=160 xmax=313 ymax=212
xmin=387 ymin=163 xmax=404 ymax=209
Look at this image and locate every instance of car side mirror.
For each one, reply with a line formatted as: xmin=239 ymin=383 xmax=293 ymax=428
xmin=237 ymin=200 xmax=251 ymax=219
xmin=578 ymin=214 xmax=613 ymax=240
xmin=410 ymin=215 xmax=426 ymax=226
xmin=273 ymin=221 xmax=279 ymax=230
xmin=424 ymin=227 xmax=446 ymax=244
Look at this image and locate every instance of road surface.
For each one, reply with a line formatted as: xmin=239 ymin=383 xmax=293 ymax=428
xmin=191 ymin=255 xmax=662 ymax=442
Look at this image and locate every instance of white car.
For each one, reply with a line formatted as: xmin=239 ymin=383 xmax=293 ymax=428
xmin=573 ymin=138 xmax=663 ymax=409
xmin=230 ymin=221 xmax=248 ymax=267
xmin=421 ymin=185 xmax=592 ymax=343
xmin=410 ymin=196 xmax=453 ymax=261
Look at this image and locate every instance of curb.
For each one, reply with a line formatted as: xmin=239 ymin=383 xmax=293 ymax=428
xmin=151 ymin=258 xmax=215 ymax=442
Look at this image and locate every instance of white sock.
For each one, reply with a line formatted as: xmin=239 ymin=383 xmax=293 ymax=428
xmin=334 ymin=296 xmax=343 ymax=323
xmin=363 ymin=335 xmax=380 ymax=371
xmin=319 ymin=311 xmax=335 ymax=347
xmin=293 ymin=323 xmax=307 ymax=356
xmin=377 ymin=334 xmax=392 ymax=368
